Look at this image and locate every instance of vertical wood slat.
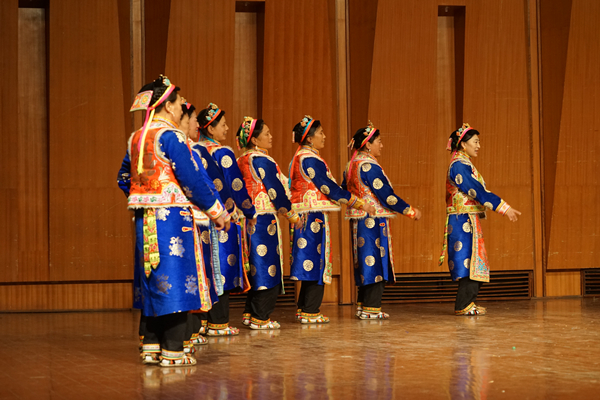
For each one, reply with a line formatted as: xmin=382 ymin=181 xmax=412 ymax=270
xmin=17 ymin=8 xmax=49 ymax=282
xmin=0 ymin=0 xmax=20 ymax=282
xmin=48 ymin=0 xmax=132 ymax=281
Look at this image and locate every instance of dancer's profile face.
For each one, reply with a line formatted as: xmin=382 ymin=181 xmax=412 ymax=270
xmin=208 ymin=117 xmax=229 ymax=142
xmin=308 ymin=126 xmax=326 ymax=150
xmin=251 ymin=125 xmax=272 ymax=149
xmin=179 ymin=114 xmax=190 ymax=137
xmin=366 ymin=136 xmax=383 ymax=158
xmin=188 ymin=111 xmax=199 ymax=141
xmin=461 ymin=135 xmax=480 ymax=158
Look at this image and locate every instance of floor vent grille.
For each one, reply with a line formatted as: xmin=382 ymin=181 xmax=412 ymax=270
xmin=582 ymin=269 xmax=600 ymax=297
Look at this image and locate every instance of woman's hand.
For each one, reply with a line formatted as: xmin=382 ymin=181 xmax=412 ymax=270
xmin=247 ymin=217 xmax=257 ymax=228
xmin=412 ymin=207 xmax=422 ymax=221
xmin=293 ymin=218 xmax=303 ymax=231
xmin=362 ymin=203 xmax=376 ymax=216
xmin=505 ymin=208 xmax=521 ymax=222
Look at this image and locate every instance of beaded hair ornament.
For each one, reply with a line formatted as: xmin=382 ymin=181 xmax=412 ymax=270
xmin=130 ymin=74 xmax=176 ymax=174
xmin=447 ymin=122 xmax=472 ymax=155
xmin=293 ymin=115 xmax=315 ymax=144
xmin=346 ymin=121 xmax=378 ymax=181
xmin=202 ymin=103 xmax=222 ymax=129
xmin=237 ymin=116 xmax=257 ymax=150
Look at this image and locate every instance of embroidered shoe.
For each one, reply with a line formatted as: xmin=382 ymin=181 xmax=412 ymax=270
xmin=242 ymin=313 xmax=251 ymax=326
xmin=355 ymin=302 xmax=363 ymax=318
xmin=249 ymin=318 xmax=281 ymax=330
xmin=198 ymin=320 xmax=208 ymax=335
xmin=295 ymin=308 xmax=302 ymax=321
xmin=190 ymin=333 xmax=207 ymax=346
xmin=358 ymin=311 xmax=389 ymax=320
xmin=183 ymin=342 xmax=196 ymax=355
xmin=298 ymin=312 xmax=330 ymax=324
xmin=455 ymin=302 xmax=486 ymax=316
xmin=207 ymin=324 xmax=240 ymax=336
xmin=159 ymin=352 xmax=197 ymax=368
xmin=141 ymin=343 xmax=161 ymax=364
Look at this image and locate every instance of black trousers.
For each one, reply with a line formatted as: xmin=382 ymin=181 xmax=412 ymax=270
xmin=455 ymin=277 xmax=483 ymax=311
xmin=243 ymin=283 xmax=281 ymax=321
xmin=357 ymin=281 xmax=386 ymax=309
xmin=142 ymin=312 xmax=187 ymax=352
xmin=297 ymin=281 xmax=325 ymax=314
xmin=208 ymin=291 xmax=230 ymax=325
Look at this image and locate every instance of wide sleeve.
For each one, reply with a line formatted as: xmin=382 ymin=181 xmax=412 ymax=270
xmin=160 ymin=131 xmax=227 ymax=219
xmin=213 ymin=147 xmax=257 ymax=219
xmin=116 ymin=152 xmax=131 ymax=197
xmin=360 ymin=163 xmax=415 ymax=218
xmin=302 ymin=157 xmax=363 ymax=209
xmin=253 ymin=156 xmax=299 ymax=223
xmin=450 ymin=161 xmax=511 ymax=215
xmin=190 ymin=147 xmax=219 ymax=195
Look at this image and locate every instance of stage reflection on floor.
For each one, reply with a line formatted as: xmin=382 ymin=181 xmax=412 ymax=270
xmin=1 ymin=298 xmax=599 ymax=399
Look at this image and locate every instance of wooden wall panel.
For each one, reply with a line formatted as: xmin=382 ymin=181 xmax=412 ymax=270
xmin=48 ymin=0 xmax=133 ymax=281
xmin=164 ymin=0 xmax=235 ymax=140
xmin=144 ymin=0 xmax=171 ymax=83
xmin=545 ymin=271 xmax=581 ymax=297
xmin=547 ymin=0 xmax=600 ymax=271
xmin=461 ymin=0 xmax=534 ymax=271
xmin=16 ymin=8 xmax=49 ymax=282
xmin=366 ymin=0 xmax=535 ymax=276
xmin=0 ymin=1 xmax=20 ymax=282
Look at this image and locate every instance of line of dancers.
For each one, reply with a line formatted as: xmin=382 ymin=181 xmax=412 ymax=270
xmin=117 ymin=76 xmax=520 ymax=367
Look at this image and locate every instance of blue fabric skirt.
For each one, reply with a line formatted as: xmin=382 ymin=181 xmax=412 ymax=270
xmin=135 ymin=207 xmax=213 ymax=317
xmin=290 ymin=212 xmax=327 ymax=284
xmin=353 ymin=217 xmax=393 ymax=286
xmin=447 ymin=214 xmax=473 ymax=281
xmin=246 ymin=214 xmax=283 ymax=291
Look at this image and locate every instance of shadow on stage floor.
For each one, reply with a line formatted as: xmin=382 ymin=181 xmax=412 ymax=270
xmin=1 ymin=298 xmax=599 ymax=399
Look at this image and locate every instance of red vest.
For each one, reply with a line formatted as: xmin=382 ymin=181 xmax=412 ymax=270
xmin=290 ymin=147 xmax=340 ymax=214
xmin=237 ymin=150 xmax=288 ymax=215
xmin=344 ymin=153 xmax=395 ymax=219
xmin=127 ymin=123 xmax=194 ymax=209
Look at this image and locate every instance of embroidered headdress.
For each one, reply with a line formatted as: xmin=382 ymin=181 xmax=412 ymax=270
xmin=130 ymin=75 xmax=177 ymax=174
xmin=346 ymin=121 xmax=378 ymax=181
xmin=202 ymin=103 xmax=222 ymax=129
xmin=447 ymin=122 xmax=472 ymax=154
xmin=293 ymin=115 xmax=315 ymax=144
xmin=237 ymin=116 xmax=258 ymax=150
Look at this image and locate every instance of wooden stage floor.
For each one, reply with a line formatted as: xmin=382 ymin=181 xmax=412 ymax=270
xmin=1 ymin=298 xmax=599 ymax=399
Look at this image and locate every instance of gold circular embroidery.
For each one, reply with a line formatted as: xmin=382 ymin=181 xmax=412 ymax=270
xmin=449 ymin=260 xmax=454 ymax=271
xmin=201 ymin=231 xmax=210 ymax=244
xmin=455 ymin=174 xmax=463 ymax=185
xmin=357 ymin=237 xmax=365 ymax=247
xmin=250 ymin=264 xmax=257 ymax=276
xmin=380 ymin=247 xmax=385 ymax=258
xmin=468 ymin=188 xmax=477 ymax=198
xmin=374 ymin=275 xmax=383 ymax=283
xmin=373 ymin=178 xmax=383 ymax=190
xmin=360 ymin=275 xmax=365 ymax=284
xmin=447 ymin=224 xmax=453 ymax=235
xmin=320 ymin=185 xmax=330 ymax=195
xmin=268 ymin=188 xmax=277 ymax=200
xmin=375 ymin=238 xmax=381 ymax=248
xmin=483 ymin=202 xmax=493 ymax=209
xmin=258 ymin=167 xmax=266 ymax=179
xmin=225 ymin=198 xmax=234 ymax=210
xmin=213 ymin=178 xmax=223 ymax=191
xmin=242 ymin=199 xmax=253 ymax=209
xmin=247 ymin=224 xmax=256 ymax=235
xmin=233 ymin=277 xmax=241 ymax=287
xmin=278 ymin=207 xmax=287 ymax=214
xmin=227 ymin=254 xmax=237 ymax=266
xmin=232 ymin=178 xmax=243 ymax=192
xmin=365 ymin=256 xmax=375 ymax=266
xmin=268 ymin=265 xmax=277 ymax=277
xmin=464 ymin=258 xmax=470 ymax=269
xmin=303 ymin=260 xmax=314 ymax=271
xmin=365 ymin=218 xmax=375 ymax=229
xmin=320 ymin=259 xmax=324 ymax=269
xmin=297 ymin=238 xmax=307 ymax=249
xmin=453 ymin=241 xmax=463 ymax=252
xmin=462 ymin=222 xmax=471 ymax=233
xmin=219 ymin=231 xmax=229 ymax=243
xmin=383 ymin=227 xmax=388 ymax=237
xmin=221 ymin=155 xmax=233 ymax=168
xmin=202 ymin=157 xmax=208 ymax=169
xmin=362 ymin=163 xmax=371 ymax=172
xmin=387 ymin=196 xmax=398 ymax=206
xmin=290 ymin=276 xmax=298 ymax=281
xmin=257 ymin=286 xmax=267 ymax=290
xmin=310 ymin=221 xmax=321 ymax=233
xmin=256 ymin=244 xmax=268 ymax=256
xmin=267 ymin=223 xmax=277 ymax=236
xmin=221 ymin=275 xmax=226 ymax=285
xmin=307 ymin=167 xmax=316 ymax=179
xmin=317 ymin=243 xmax=322 ymax=254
